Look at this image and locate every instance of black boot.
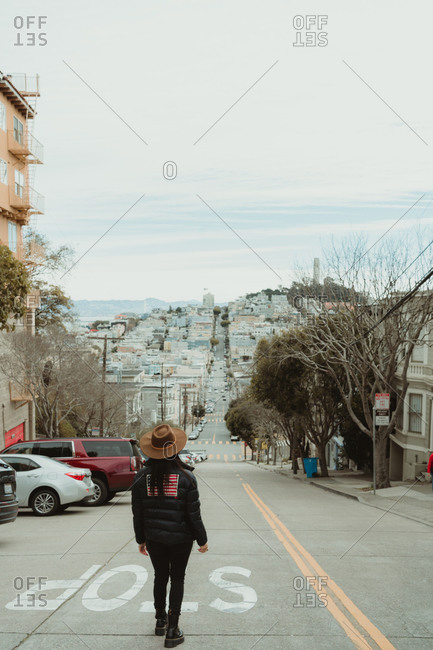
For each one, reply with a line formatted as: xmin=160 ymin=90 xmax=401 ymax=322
xmin=155 ymin=609 xmax=167 ymax=636
xmin=164 ymin=610 xmax=184 ymax=648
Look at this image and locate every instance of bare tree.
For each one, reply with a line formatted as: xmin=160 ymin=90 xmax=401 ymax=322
xmin=0 ymin=329 xmax=104 ymax=437
xmin=285 ymin=235 xmax=433 ymax=488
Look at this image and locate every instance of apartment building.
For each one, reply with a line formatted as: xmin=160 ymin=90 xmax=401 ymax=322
xmin=390 ymin=325 xmax=433 ymax=480
xmin=0 ymin=71 xmax=44 ymax=449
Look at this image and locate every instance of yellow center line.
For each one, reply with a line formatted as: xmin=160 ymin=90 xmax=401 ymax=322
xmin=243 ymin=483 xmax=395 ymax=650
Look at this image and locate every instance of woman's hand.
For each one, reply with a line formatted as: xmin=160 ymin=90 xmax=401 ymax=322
xmin=138 ymin=543 xmax=148 ymax=555
xmin=198 ymin=543 xmax=208 ymax=553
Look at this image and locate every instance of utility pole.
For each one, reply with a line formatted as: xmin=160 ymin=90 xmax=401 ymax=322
xmin=160 ymin=363 xmax=165 ymax=422
xmin=192 ymin=391 xmax=196 ymax=429
xmin=178 ymin=385 xmax=182 ymax=427
xmin=183 ymin=386 xmax=188 ymax=432
xmin=90 ymin=332 xmax=124 ymax=437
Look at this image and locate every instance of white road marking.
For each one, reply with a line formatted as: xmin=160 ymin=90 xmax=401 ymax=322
xmin=82 ymin=565 xmax=148 ymax=612
xmin=209 ymin=567 xmax=257 ymax=614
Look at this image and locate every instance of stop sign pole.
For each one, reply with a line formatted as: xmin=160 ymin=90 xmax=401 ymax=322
xmin=373 ymin=393 xmax=390 ymax=495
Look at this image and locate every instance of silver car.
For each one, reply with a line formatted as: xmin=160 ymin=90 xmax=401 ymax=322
xmin=0 ymin=454 xmax=96 ymax=516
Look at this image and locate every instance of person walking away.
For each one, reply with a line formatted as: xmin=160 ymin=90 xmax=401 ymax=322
xmin=132 ymin=423 xmax=208 ymax=647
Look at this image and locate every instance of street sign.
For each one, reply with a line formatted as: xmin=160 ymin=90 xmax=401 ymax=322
xmin=91 ymin=427 xmax=100 ymax=437
xmin=376 ymin=410 xmax=389 ymax=426
xmin=375 ymin=393 xmax=390 ymax=409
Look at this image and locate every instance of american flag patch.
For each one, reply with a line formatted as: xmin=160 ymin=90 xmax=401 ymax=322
xmin=146 ymin=474 xmax=179 ymax=497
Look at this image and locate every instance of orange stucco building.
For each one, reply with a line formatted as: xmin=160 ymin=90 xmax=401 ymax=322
xmin=0 ymin=71 xmax=44 ymax=448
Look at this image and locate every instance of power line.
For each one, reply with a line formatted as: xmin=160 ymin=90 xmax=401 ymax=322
xmin=360 ymin=265 xmax=433 ymax=340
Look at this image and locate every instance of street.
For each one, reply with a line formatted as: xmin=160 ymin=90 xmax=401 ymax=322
xmin=1 ymin=439 xmax=432 ymax=649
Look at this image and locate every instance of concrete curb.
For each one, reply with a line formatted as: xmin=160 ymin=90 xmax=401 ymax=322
xmin=246 ymin=460 xmax=433 ymax=529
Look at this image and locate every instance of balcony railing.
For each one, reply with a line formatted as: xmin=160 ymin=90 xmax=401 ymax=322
xmin=7 ymin=129 xmax=44 ymax=163
xmin=6 ymin=73 xmax=40 ymax=97
xmin=408 ymin=364 xmax=433 ymax=377
xmin=9 ymin=185 xmax=45 ymax=214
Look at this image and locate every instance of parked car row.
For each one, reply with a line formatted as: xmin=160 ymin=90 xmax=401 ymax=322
xmin=0 ymin=437 xmax=143 ymax=507
xmin=188 ymin=418 xmax=208 ymax=441
xmin=179 ymin=448 xmax=208 ymax=466
xmin=0 ymin=431 xmax=211 ymax=522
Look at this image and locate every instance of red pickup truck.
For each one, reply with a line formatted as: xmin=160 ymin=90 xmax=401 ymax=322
xmin=1 ymin=437 xmax=143 ymax=506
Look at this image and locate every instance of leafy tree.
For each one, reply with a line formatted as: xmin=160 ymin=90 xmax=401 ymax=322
xmin=192 ymin=404 xmax=205 ymax=418
xmin=213 ymin=306 xmax=222 ymax=316
xmin=24 ymin=230 xmax=76 ymax=332
xmin=59 ymin=419 xmax=77 ymax=437
xmin=90 ymin=320 xmax=110 ymax=330
xmin=35 ymin=283 xmax=75 ymax=332
xmin=23 ymin=229 xmax=73 ymax=280
xmin=210 ymin=337 xmax=219 ymax=347
xmin=0 ymin=245 xmax=30 ymax=331
xmin=224 ymin=397 xmax=256 ymax=449
xmin=251 ymin=334 xmax=309 ymax=473
xmin=220 ymin=320 xmax=230 ymax=328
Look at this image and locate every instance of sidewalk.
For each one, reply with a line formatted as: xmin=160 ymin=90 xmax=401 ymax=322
xmin=246 ymin=460 xmax=433 ymax=528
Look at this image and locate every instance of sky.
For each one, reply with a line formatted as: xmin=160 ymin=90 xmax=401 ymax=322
xmin=1 ymin=0 xmax=432 ymax=304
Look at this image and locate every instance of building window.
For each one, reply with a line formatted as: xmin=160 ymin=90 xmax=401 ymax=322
xmin=411 ymin=329 xmax=426 ymax=362
xmin=0 ymin=101 xmax=5 ymax=131
xmin=14 ymin=169 xmax=24 ymax=197
xmin=0 ymin=158 xmax=7 ymax=185
xmin=13 ymin=116 xmax=24 ymax=144
xmin=408 ymin=393 xmax=423 ymax=433
xmin=8 ymin=221 xmax=17 ymax=253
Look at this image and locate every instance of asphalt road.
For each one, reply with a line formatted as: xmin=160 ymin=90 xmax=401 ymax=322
xmin=189 ymin=412 xmax=245 ymax=463
xmin=1 ymin=453 xmax=432 ymax=649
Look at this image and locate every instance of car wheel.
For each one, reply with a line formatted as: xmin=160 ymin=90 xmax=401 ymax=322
xmin=59 ymin=504 xmax=69 ymax=512
xmin=85 ymin=478 xmax=108 ymax=506
xmin=105 ymin=491 xmax=117 ymax=502
xmin=30 ymin=488 xmax=60 ymax=516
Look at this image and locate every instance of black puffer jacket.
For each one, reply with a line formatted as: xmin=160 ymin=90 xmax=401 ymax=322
xmin=131 ymin=461 xmax=207 ymax=547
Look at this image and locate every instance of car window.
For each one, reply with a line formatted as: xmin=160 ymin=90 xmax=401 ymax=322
xmin=2 ymin=442 xmax=35 ymax=454
xmin=37 ymin=441 xmax=73 ymax=458
xmin=81 ymin=440 xmax=132 ymax=457
xmin=4 ymin=458 xmax=40 ymax=472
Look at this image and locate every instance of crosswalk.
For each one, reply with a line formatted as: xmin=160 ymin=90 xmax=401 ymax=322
xmin=189 ymin=440 xmax=239 ymax=445
xmin=205 ymin=453 xmax=243 ymax=460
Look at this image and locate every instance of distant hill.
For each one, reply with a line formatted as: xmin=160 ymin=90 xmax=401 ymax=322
xmin=73 ymin=298 xmax=201 ymax=318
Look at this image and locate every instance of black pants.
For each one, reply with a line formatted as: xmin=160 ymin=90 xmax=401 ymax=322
xmin=146 ymin=540 xmax=193 ymax=616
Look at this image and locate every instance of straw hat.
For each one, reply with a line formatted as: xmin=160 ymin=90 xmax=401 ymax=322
xmin=140 ymin=423 xmax=187 ymax=459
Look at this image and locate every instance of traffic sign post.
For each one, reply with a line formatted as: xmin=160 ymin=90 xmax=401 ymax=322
xmin=375 ymin=393 xmax=390 ymax=410
xmin=373 ymin=394 xmax=390 ymax=494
